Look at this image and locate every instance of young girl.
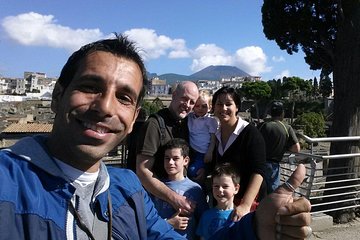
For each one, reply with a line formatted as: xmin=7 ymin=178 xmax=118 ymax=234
xmin=187 ymin=90 xmax=218 ymax=185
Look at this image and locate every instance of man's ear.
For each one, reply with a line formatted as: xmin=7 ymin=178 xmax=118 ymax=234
xmin=51 ymin=82 xmax=64 ymax=113
xmin=127 ymin=106 xmax=140 ymax=134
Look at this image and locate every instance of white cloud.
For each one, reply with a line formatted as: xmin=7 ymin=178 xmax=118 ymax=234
xmin=272 ymin=55 xmax=285 ymax=62
xmin=1 ymin=13 xmax=191 ymax=60
xmin=1 ymin=12 xmax=105 ymax=52
xmin=168 ymin=39 xmax=190 ymax=58
xmin=274 ymin=70 xmax=291 ymax=79
xmin=169 ymin=50 xmax=190 ymax=58
xmin=190 ymin=44 xmax=232 ymax=72
xmin=124 ymin=28 xmax=190 ymax=60
xmin=1 ymin=12 xmax=273 ymax=76
xmin=233 ymin=46 xmax=272 ymax=76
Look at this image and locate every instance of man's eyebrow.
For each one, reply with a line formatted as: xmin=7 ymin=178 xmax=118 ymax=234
xmin=79 ymin=74 xmax=139 ymax=95
xmin=78 ymin=73 xmax=140 ymax=99
xmin=77 ymin=74 xmax=103 ymax=82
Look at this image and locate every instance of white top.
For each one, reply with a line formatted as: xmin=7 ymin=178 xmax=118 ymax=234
xmin=54 ymin=158 xmax=99 ymax=187
xmin=188 ymin=112 xmax=219 ymax=153
xmin=215 ymin=117 xmax=249 ymax=155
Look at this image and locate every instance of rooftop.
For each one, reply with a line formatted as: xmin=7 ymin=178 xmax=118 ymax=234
xmin=2 ymin=123 xmax=53 ymax=133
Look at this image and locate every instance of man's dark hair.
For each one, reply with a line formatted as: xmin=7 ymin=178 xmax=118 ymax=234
xmin=57 ymin=33 xmax=147 ymax=106
xmin=163 ymin=138 xmax=189 ymax=157
xmin=212 ymin=162 xmax=240 ymax=185
xmin=212 ymin=86 xmax=241 ymax=113
xmin=270 ymin=101 xmax=284 ymax=117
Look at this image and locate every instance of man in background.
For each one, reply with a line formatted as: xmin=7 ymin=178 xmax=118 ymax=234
xmin=259 ymin=101 xmax=301 ymax=194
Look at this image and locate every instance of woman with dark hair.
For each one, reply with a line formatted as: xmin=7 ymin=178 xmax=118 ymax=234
xmin=211 ymin=86 xmax=267 ymax=222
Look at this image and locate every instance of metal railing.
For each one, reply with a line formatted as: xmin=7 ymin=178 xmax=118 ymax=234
xmin=280 ymin=134 xmax=360 ymax=215
xmin=104 ymin=134 xmax=360 ymax=215
xmin=102 ymin=140 xmax=128 ymax=167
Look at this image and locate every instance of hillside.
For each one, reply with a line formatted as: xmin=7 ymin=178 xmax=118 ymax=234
xmin=148 ymin=65 xmax=251 ymax=84
xmin=190 ymin=65 xmax=250 ymax=80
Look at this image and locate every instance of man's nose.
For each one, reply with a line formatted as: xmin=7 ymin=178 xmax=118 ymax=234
xmin=93 ymin=92 xmax=115 ymax=116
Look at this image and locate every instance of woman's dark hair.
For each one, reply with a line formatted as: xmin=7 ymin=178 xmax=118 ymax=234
xmin=211 ymin=86 xmax=241 ymax=113
xmin=57 ymin=33 xmax=147 ymax=106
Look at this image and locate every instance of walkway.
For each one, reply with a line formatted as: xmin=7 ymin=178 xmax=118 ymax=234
xmin=311 ymin=217 xmax=360 ymax=239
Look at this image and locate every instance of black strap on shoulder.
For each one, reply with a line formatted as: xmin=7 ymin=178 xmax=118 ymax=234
xmin=258 ymin=121 xmax=266 ymax=131
xmin=149 ymin=113 xmax=167 ymax=144
xmin=276 ymin=120 xmax=289 ymax=138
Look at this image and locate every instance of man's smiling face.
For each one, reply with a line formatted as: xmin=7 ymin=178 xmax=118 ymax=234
xmin=49 ymin=51 xmax=142 ymax=172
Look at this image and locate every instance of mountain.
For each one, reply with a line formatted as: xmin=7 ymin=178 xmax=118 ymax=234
xmin=190 ymin=65 xmax=250 ymax=80
xmin=149 ymin=65 xmax=251 ymax=84
xmin=158 ymin=73 xmax=189 ymax=83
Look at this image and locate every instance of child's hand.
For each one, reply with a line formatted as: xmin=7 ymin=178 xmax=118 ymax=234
xmin=167 ymin=209 xmax=189 ymax=230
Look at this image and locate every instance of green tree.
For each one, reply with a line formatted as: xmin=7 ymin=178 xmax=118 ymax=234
xmin=282 ymin=77 xmax=300 ymax=123
xmin=267 ymin=79 xmax=283 ymax=99
xmin=319 ymin=74 xmax=333 ymax=98
xmin=241 ymin=81 xmax=271 ymax=121
xmin=241 ymin=81 xmax=272 ymax=100
xmin=313 ymin=77 xmax=319 ymax=97
xmin=262 ymin=0 xmax=360 ymax=221
xmin=282 ymin=76 xmax=298 ymax=95
xmin=296 ymin=77 xmax=313 ymax=95
xmin=289 ymin=76 xmax=313 ymax=100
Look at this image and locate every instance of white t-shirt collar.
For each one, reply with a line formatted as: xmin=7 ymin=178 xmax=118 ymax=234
xmin=53 ymin=158 xmax=99 ymax=187
xmin=216 ymin=117 xmax=249 ymax=154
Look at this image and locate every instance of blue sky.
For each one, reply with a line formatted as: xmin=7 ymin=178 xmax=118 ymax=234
xmin=0 ymin=0 xmax=320 ymax=80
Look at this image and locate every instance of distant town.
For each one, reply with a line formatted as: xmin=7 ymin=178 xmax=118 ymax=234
xmin=0 ymin=69 xmax=262 ymax=148
xmin=0 ymin=67 xmax=261 ymax=100
xmin=0 ymin=66 xmax=332 ymax=150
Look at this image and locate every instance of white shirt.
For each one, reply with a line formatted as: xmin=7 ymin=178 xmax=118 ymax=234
xmin=54 ymin=158 xmax=99 ymax=187
xmin=215 ymin=117 xmax=249 ymax=155
xmin=188 ymin=112 xmax=219 ymax=153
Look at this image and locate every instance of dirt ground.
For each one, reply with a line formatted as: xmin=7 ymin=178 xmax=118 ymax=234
xmin=311 ymin=217 xmax=360 ymax=239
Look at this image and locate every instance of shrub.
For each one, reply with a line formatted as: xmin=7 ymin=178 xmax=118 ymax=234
xmin=293 ymin=112 xmax=326 ymax=138
xmin=141 ymin=100 xmax=162 ymax=116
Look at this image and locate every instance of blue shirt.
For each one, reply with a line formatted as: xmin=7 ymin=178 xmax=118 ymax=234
xmin=196 ymin=208 xmax=233 ymax=240
xmin=151 ymin=177 xmax=209 ymax=239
